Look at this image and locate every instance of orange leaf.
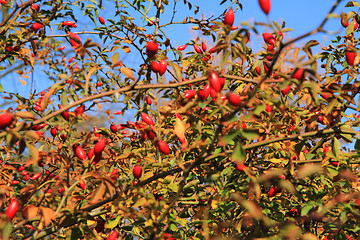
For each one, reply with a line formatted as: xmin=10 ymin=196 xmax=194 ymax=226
xmin=120 ymin=67 xmax=135 ymax=80
xmin=41 ymin=207 xmax=56 ymax=226
xmin=22 ymin=205 xmax=39 ymax=219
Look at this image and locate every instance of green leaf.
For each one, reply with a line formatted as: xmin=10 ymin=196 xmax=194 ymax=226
xmin=231 ymin=144 xmax=245 ymax=162
xmin=331 ymin=137 xmax=341 ymax=158
xmin=241 ymin=128 xmax=259 ymax=141
xmin=301 ymin=204 xmax=313 ymax=216
xmin=253 ymin=104 xmax=266 ymax=116
xmin=168 ymin=182 xmax=179 ymax=192
xmin=2 ymin=222 xmax=12 ymax=240
xmin=220 ymin=50 xmax=230 ymax=69
xmin=105 ymin=215 xmax=121 ymax=228
xmin=168 ymin=61 xmax=182 ymax=82
xmin=221 ymin=131 xmax=238 ymax=145
xmin=324 ymin=98 xmax=337 ymax=115
xmin=355 ymin=139 xmax=360 ymax=151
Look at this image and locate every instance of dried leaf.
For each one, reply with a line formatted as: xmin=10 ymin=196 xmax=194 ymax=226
xmin=14 ymin=111 xmax=35 ymax=120
xmin=120 ymin=67 xmax=135 ymax=80
xmin=89 ymin=182 xmax=106 ymax=204
xmin=174 ymin=118 xmax=186 ymax=140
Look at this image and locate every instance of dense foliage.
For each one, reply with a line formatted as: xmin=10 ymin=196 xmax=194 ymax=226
xmin=0 ymin=0 xmax=360 ymax=239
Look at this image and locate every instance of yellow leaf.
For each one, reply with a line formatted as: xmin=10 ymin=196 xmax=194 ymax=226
xmin=120 ymin=67 xmax=135 ymax=80
xmin=270 ymin=158 xmax=283 ymax=164
xmin=25 ymin=142 xmax=39 ymax=166
xmin=211 ymin=200 xmax=218 ymax=209
xmin=86 ymin=65 xmax=100 ymax=83
xmin=111 ymin=53 xmax=119 ymax=63
xmin=174 ymin=118 xmax=186 ymax=140
xmin=133 ymin=198 xmax=147 ymax=208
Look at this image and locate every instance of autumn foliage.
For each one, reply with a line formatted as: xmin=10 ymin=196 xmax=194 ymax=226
xmin=1 ymin=0 xmax=360 ymax=239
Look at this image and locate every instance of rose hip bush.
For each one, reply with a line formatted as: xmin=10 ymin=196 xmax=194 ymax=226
xmin=0 ymin=0 xmax=360 ymax=239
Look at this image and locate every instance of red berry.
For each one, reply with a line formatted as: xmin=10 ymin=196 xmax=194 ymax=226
xmin=330 ymin=161 xmax=341 ymax=167
xmin=194 ymin=45 xmax=202 ymax=54
xmin=342 ymin=17 xmax=358 ymax=30
xmin=59 ymin=105 xmax=70 ymax=121
xmin=31 ymin=172 xmax=42 ymax=180
xmin=324 ymin=146 xmax=330 ymax=153
xmin=110 ymin=123 xmax=118 ymax=133
xmin=259 ymin=0 xmax=271 ymax=15
xmin=94 ymin=138 xmax=106 ymax=154
xmin=158 ymin=59 xmax=167 ymax=76
xmin=31 ymin=22 xmax=43 ymax=32
xmin=151 ymin=61 xmax=160 ymax=73
xmin=6 ymin=199 xmax=19 ymax=220
xmin=265 ymin=104 xmax=273 ymax=113
xmin=177 ymin=45 xmax=187 ymax=51
xmin=228 ymin=93 xmax=242 ymax=106
xmin=224 ymin=8 xmax=235 ymax=26
xmin=141 ymin=112 xmax=155 ymax=126
xmin=201 ymin=42 xmax=207 ymax=52
xmin=262 ymin=33 xmax=276 ymax=45
xmin=184 ymin=89 xmax=197 ymax=99
xmin=157 ymin=140 xmax=170 ymax=155
xmin=11 ymin=180 xmax=19 ymax=185
xmin=79 ymin=180 xmax=86 ymax=190
xmin=235 ymin=163 xmax=246 ymax=171
xmin=0 ymin=113 xmax=13 ymax=130
xmin=146 ymin=96 xmax=152 ymax=105
xmin=146 ymin=40 xmax=159 ymax=57
xmin=62 ymin=21 xmax=76 ymax=27
xmin=133 ymin=165 xmax=142 ymax=179
xmin=292 ymin=68 xmax=304 ymax=80
xmin=107 ymin=231 xmax=118 ymax=240
xmin=50 ymin=127 xmax=57 ymax=137
xmin=58 ymin=46 xmax=66 ymax=51
xmin=99 ymin=16 xmax=105 ymax=25
xmin=209 ymin=47 xmax=217 ymax=54
xmin=281 ymin=85 xmax=291 ymax=95
xmin=197 ymin=84 xmax=211 ymax=100
xmin=268 ymin=186 xmax=279 ymax=197
xmin=68 ymin=32 xmax=81 ymax=48
xmin=93 ymin=126 xmax=101 ymax=137
xmin=346 ymin=48 xmax=356 ymax=66
xmin=208 ymin=71 xmax=224 ymax=93
xmin=75 ymin=146 xmax=87 ymax=160
xmin=31 ymin=3 xmax=40 ymax=12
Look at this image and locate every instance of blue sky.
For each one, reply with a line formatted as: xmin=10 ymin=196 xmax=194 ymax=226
xmin=0 ymin=0 xmax=355 ymax=107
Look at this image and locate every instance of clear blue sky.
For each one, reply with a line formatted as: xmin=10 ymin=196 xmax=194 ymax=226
xmin=0 ymin=0 xmax=354 ymax=103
